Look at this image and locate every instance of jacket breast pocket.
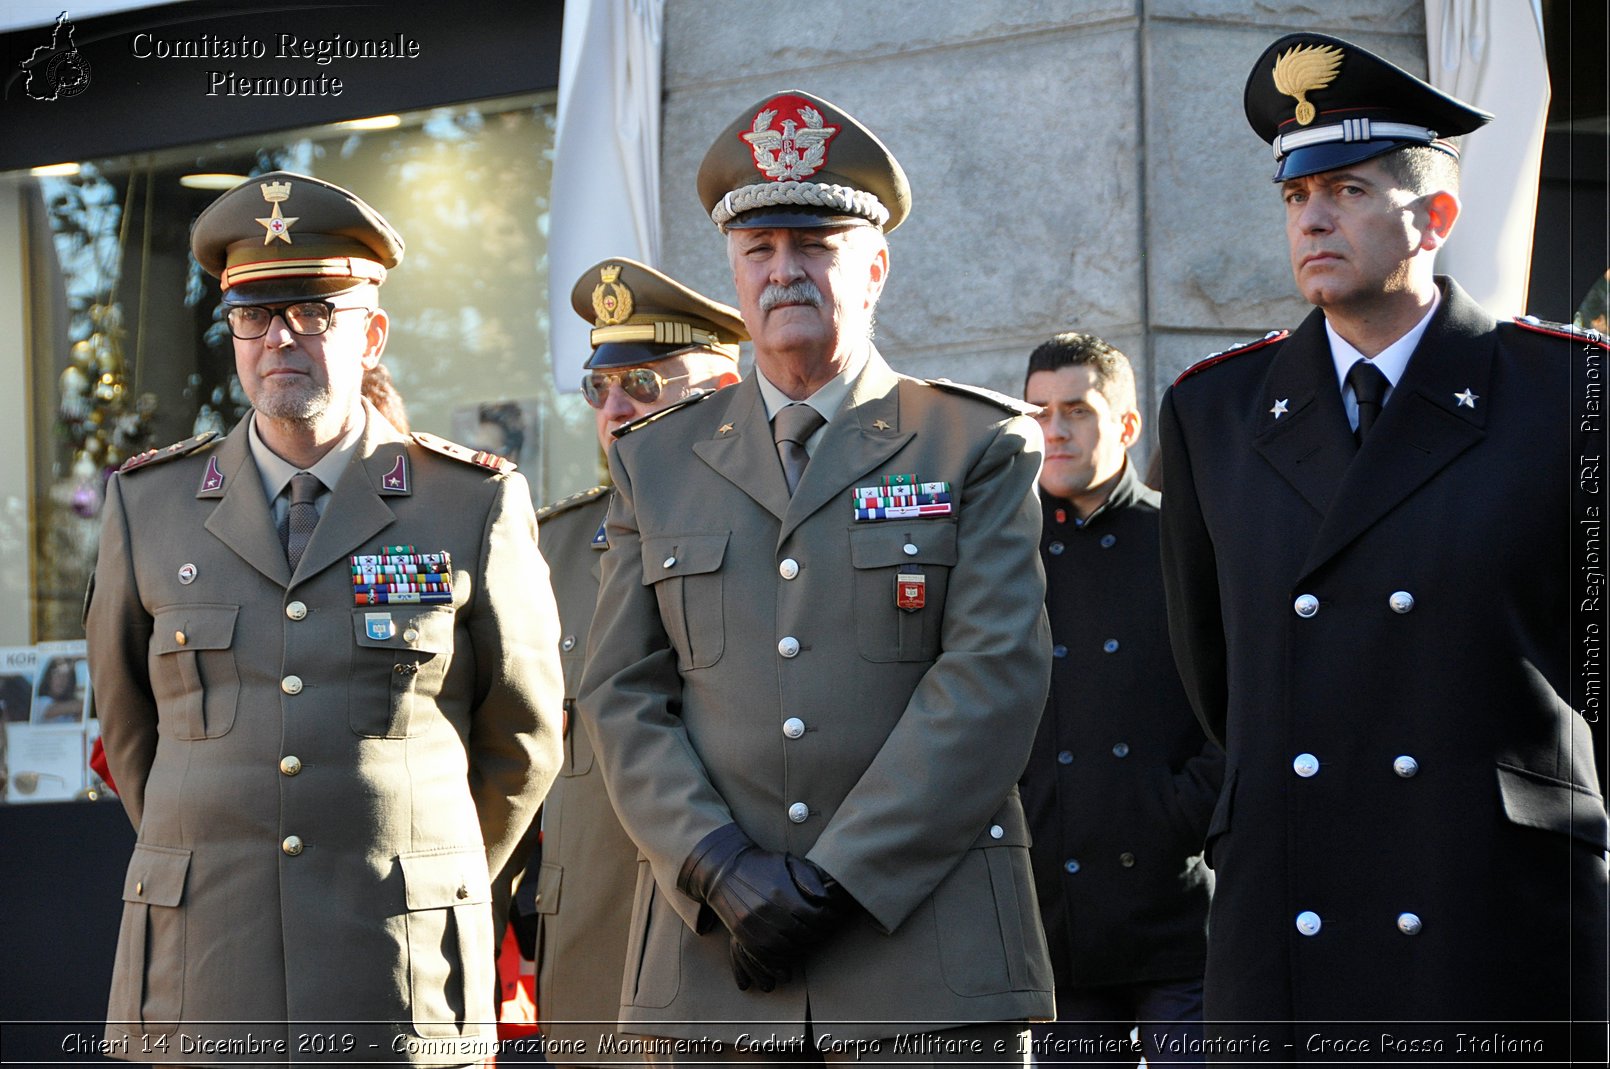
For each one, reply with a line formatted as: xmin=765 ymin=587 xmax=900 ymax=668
xmin=1496 ymin=762 xmax=1610 ymax=851
xmin=641 ymin=533 xmax=728 ymax=671
xmin=849 ymin=522 xmax=957 ymax=662
xmin=349 ymin=606 xmax=455 ymax=738
xmin=399 ymin=848 xmax=493 ymax=1038
xmin=149 ymin=605 xmax=239 ymax=740
xmin=114 ymin=843 xmax=191 ymax=1033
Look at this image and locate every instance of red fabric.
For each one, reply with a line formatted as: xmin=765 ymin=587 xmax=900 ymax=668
xmin=89 ymin=736 xmax=117 ymax=795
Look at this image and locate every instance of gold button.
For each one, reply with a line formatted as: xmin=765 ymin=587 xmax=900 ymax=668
xmin=403 ymin=628 xmax=419 ymax=643
xmin=281 ymin=675 xmax=303 ymax=695
xmin=135 ymin=880 xmax=144 ymax=895
xmin=279 ymin=755 xmax=302 ymax=776
xmin=282 ymin=835 xmax=304 ymax=856
xmin=175 ymin=630 xmax=187 ymax=646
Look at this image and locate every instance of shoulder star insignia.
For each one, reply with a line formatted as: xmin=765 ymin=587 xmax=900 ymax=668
xmin=872 ymin=419 xmax=891 ymax=431
xmin=1270 ymin=398 xmax=1289 ymax=419
xmin=1454 ymin=388 xmax=1478 ymax=409
xmin=718 ymin=423 xmax=734 ymax=435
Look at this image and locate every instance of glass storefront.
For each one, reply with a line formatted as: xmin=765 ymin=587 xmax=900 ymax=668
xmin=0 ymin=89 xmax=597 ymax=653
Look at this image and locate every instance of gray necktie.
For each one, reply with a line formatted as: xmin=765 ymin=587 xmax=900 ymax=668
xmin=281 ymin=471 xmax=322 ymax=571
xmin=773 ymin=404 xmax=826 ymax=495
xmin=1346 ymin=359 xmax=1390 ymax=444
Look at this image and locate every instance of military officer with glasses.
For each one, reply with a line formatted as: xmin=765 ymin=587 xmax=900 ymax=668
xmin=504 ymin=258 xmax=741 ymax=1064
xmin=86 ymin=170 xmax=564 ymax=1066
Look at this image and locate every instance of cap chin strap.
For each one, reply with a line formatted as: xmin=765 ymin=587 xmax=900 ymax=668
xmin=1274 ymin=118 xmax=1446 ymax=160
xmin=713 ymin=180 xmax=888 ymax=229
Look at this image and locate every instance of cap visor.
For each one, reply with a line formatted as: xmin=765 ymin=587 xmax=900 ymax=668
xmin=723 ymin=206 xmax=873 ymax=230
xmin=1274 ymin=138 xmax=1429 ymax=182
xmin=222 ymin=276 xmax=369 ymax=305
xmin=585 ymin=340 xmax=695 ymax=369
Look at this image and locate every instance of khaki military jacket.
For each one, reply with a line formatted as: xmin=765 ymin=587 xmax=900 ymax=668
xmin=577 ymin=351 xmax=1055 ymax=1043
xmin=86 ymin=404 xmax=564 ymax=1065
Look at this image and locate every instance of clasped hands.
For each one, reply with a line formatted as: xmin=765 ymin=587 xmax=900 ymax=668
xmin=678 ymin=822 xmax=854 ymax=992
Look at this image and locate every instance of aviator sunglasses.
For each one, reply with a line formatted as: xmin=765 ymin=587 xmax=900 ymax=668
xmin=581 ymin=367 xmax=691 ymax=408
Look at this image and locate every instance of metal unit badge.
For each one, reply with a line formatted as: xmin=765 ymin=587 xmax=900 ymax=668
xmin=1273 ymin=43 xmax=1344 ymax=126
xmin=256 ymin=180 xmax=298 ymax=245
xmin=743 ymin=95 xmax=840 ymax=181
xmin=896 ymin=572 xmax=926 ymax=612
xmin=365 ymin=612 xmax=396 ymax=641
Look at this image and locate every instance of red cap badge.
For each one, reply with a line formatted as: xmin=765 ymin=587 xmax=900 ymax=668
xmin=741 ymin=94 xmax=840 ymax=182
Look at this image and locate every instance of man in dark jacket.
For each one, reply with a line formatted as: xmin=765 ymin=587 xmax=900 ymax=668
xmin=1159 ymin=33 xmax=1608 ymax=1057
xmin=1021 ymin=333 xmax=1222 ymax=1067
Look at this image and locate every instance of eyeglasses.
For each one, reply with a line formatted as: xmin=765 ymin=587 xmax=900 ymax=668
xmin=581 ymin=367 xmax=691 ymax=408
xmin=225 ymin=301 xmax=371 ymax=340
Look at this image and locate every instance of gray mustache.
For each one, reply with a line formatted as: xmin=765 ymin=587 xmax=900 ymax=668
xmin=759 ymin=281 xmax=824 ymax=311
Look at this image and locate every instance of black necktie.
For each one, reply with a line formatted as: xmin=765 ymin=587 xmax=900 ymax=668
xmin=280 ymin=471 xmax=322 ymax=571
xmin=773 ymin=404 xmax=826 ymax=495
xmin=1346 ymin=360 xmax=1390 ymax=444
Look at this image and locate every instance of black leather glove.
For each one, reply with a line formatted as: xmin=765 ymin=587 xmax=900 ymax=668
xmin=677 ymin=823 xmax=852 ymax=992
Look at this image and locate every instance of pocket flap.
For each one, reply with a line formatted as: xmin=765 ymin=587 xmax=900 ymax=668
xmin=641 ymin=533 xmax=729 ymax=584
xmin=122 ymin=843 xmax=192 ymax=907
xmin=352 ymin=605 xmax=455 ymax=653
xmin=968 ymin=801 xmax=1031 ymax=848
xmin=400 ymin=848 xmax=492 ymax=910
xmin=849 ymin=522 xmax=959 ymax=569
xmin=1497 ymin=763 xmax=1610 ymax=850
xmin=151 ymin=605 xmax=239 ymax=655
xmin=534 ymin=861 xmax=562 ymax=916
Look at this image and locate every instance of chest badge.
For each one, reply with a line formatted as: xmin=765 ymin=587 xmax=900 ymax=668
xmin=896 ymin=572 xmax=926 ymax=612
xmin=365 ymin=612 xmax=396 ymax=640
xmin=199 ymin=456 xmax=225 ymax=492
xmin=178 ymin=563 xmax=197 ymax=585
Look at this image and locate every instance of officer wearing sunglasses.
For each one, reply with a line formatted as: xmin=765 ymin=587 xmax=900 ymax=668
xmin=502 ymin=257 xmax=741 ymax=1059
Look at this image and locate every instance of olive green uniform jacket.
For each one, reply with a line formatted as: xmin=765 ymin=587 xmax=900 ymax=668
xmin=87 ymin=405 xmax=564 ymax=1064
xmin=577 ymin=352 xmax=1055 ymax=1043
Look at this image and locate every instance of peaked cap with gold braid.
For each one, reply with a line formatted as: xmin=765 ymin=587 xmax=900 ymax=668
xmin=570 ymin=257 xmax=747 ymax=370
xmin=191 ymin=170 xmax=404 ymax=305
xmin=1244 ymin=32 xmax=1491 ymax=181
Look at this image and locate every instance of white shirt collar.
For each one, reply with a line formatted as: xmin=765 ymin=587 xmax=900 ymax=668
xmin=1327 ymin=287 xmax=1441 ymax=398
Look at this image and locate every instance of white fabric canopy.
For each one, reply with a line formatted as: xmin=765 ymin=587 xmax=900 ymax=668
xmin=1424 ymin=0 xmax=1551 ymax=317
xmin=546 ymin=0 xmax=665 ymax=391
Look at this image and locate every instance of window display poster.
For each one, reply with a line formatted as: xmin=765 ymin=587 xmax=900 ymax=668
xmin=3 ymin=640 xmax=99 ymax=804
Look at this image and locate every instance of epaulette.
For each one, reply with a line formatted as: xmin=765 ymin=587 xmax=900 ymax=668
xmin=412 ymin=431 xmax=516 ymax=473
xmin=1173 ymin=330 xmax=1290 ymax=386
xmin=118 ymin=430 xmax=220 ymax=475
xmin=536 ymin=484 xmax=610 ymax=521
xmin=611 ymin=387 xmax=717 ymax=439
xmin=923 ymin=378 xmax=1040 ymax=416
xmin=1512 ymin=316 xmax=1609 ymax=349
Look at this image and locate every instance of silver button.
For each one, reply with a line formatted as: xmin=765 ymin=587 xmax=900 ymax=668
xmin=1293 ymin=753 xmax=1320 ymax=778
xmin=561 ymin=635 xmax=576 ymax=652
xmin=1064 ymin=859 xmax=1080 ymax=874
xmin=663 ymin=555 xmax=677 ymax=569
xmin=285 ymin=600 xmax=307 ymax=621
xmin=279 ymin=755 xmax=302 ymax=776
xmin=1393 ymin=755 xmax=1420 ymax=778
xmin=902 ymin=543 xmax=918 ymax=556
xmin=1295 ymin=910 xmax=1322 ymax=936
xmin=779 ymin=558 xmax=799 ymax=579
xmin=1111 ymin=742 xmax=1130 ymax=758
xmin=1102 ymin=639 xmax=1119 ymax=653
xmin=1047 ymin=541 xmax=1065 ymax=556
xmin=1396 ymin=912 xmax=1423 ymax=935
xmin=1100 ymin=534 xmax=1116 ymax=548
xmin=1389 ymin=590 xmax=1415 ymax=614
xmin=782 ymin=717 xmax=805 ymax=739
xmin=989 ymin=824 xmax=1004 ymax=839
xmin=787 ymin=802 xmax=809 ymax=823
xmin=1294 ymin=594 xmax=1320 ymax=618
xmin=777 ymin=636 xmax=800 ymax=658
xmin=281 ymin=835 xmax=304 ymax=856
xmin=1057 ymin=750 xmax=1073 ymax=765
xmin=281 ymin=675 xmax=304 ymax=695
xmin=1052 ymin=644 xmax=1068 ymax=659
xmin=403 ymin=628 xmax=420 ymax=643
xmin=1119 ymin=851 xmax=1136 ymax=868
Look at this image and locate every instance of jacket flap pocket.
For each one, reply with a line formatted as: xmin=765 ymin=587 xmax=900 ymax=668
xmin=1497 ymin=763 xmax=1609 ymax=850
xmin=534 ymin=861 xmax=562 ymax=916
xmin=640 ymin=533 xmax=729 ymax=584
xmin=352 ymin=605 xmax=455 ymax=653
xmin=849 ymin=522 xmax=958 ymax=569
xmin=151 ymin=605 xmax=239 ymax=655
xmin=400 ymin=848 xmax=492 ymax=909
xmin=122 ymin=844 xmax=192 ymax=906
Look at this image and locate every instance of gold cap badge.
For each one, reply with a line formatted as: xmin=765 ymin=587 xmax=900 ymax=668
xmin=256 ymin=180 xmax=299 ymax=245
xmin=1272 ymin=42 xmax=1344 ymax=126
xmin=592 ymin=264 xmax=635 ymax=326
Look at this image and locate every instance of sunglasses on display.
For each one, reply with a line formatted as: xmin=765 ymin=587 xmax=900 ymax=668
xmin=581 ymin=367 xmax=690 ymax=408
xmin=226 ymin=301 xmax=372 ymax=340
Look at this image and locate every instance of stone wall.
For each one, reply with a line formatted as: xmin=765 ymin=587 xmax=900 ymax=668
xmin=658 ymin=0 xmax=1428 ymax=462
